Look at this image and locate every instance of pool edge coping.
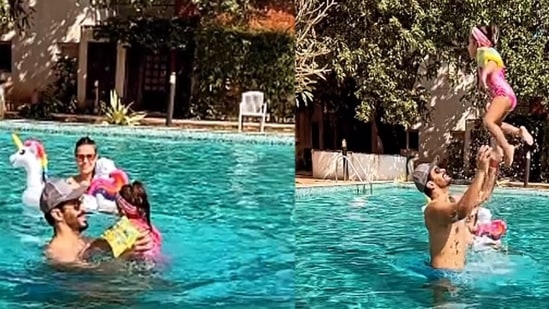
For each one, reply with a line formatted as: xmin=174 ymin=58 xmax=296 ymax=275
xmin=0 ymin=120 xmax=294 ymax=146
xmin=295 ymin=181 xmax=549 ymax=199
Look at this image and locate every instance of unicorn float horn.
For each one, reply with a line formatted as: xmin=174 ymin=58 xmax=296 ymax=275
xmin=12 ymin=133 xmax=23 ymax=150
xmin=9 ymin=133 xmax=47 ymax=208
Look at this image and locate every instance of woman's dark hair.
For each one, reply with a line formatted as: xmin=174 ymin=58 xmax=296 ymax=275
xmin=474 ymin=24 xmax=500 ymax=48
xmin=119 ymin=181 xmax=152 ymax=228
xmin=74 ymin=136 xmax=97 ymax=155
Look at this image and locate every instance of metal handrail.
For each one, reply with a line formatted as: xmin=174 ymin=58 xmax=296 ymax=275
xmin=335 ymin=154 xmax=364 ymax=183
xmin=335 ymin=154 xmax=374 ymax=194
xmin=351 ymin=156 xmax=373 ymax=183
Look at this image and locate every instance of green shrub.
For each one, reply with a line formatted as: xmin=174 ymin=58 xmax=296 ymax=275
xmin=19 ymin=55 xmax=78 ymax=119
xmin=190 ymin=26 xmax=294 ymax=122
xmin=465 ymin=116 xmax=543 ymax=182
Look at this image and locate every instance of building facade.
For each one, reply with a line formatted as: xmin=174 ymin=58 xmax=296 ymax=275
xmin=1 ymin=0 xmax=294 ymax=117
xmin=295 ymin=64 xmax=487 ymax=171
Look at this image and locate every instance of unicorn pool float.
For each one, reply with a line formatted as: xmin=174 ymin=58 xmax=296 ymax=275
xmin=472 ymin=207 xmax=507 ymax=250
xmin=83 ymin=157 xmax=129 ymax=213
xmin=9 ymin=133 xmax=128 ymax=213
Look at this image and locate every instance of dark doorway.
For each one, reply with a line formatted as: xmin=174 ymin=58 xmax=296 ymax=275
xmin=142 ymin=51 xmax=170 ymax=113
xmin=86 ymin=42 xmax=117 ymax=105
xmin=124 ymin=47 xmax=194 ymax=117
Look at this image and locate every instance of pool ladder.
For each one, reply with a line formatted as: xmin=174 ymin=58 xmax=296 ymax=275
xmin=334 ymin=153 xmax=373 ymax=194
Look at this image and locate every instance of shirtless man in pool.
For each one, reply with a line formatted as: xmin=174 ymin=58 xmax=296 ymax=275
xmin=41 ymin=178 xmax=153 ymax=265
xmin=413 ymin=145 xmax=500 ymax=271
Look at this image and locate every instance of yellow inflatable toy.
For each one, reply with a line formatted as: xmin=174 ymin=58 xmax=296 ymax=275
xmin=99 ymin=216 xmax=141 ymax=258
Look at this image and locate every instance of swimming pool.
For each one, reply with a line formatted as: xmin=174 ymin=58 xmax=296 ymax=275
xmin=296 ymin=184 xmax=549 ymax=308
xmin=0 ymin=121 xmax=294 ymax=308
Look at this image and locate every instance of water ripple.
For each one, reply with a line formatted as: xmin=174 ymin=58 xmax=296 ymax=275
xmin=0 ymin=130 xmax=294 ymax=308
xmin=296 ymin=186 xmax=549 ymax=308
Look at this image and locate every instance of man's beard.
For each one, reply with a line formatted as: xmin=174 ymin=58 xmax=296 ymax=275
xmin=79 ymin=223 xmax=88 ymax=232
xmin=443 ymin=174 xmax=453 ymax=187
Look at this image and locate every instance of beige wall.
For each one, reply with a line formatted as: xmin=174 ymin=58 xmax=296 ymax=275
xmin=311 ymin=150 xmax=407 ymax=181
xmin=1 ymin=1 xmax=108 ymax=103
xmin=415 ymin=64 xmax=480 ymax=161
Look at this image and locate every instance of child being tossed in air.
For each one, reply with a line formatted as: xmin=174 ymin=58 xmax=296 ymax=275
xmin=467 ymin=24 xmax=533 ymax=167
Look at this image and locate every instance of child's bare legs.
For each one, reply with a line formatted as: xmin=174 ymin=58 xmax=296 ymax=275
xmin=484 ymin=96 xmax=514 ymax=167
xmin=490 ymin=137 xmax=503 ymax=163
xmin=501 ymin=122 xmax=534 ymax=145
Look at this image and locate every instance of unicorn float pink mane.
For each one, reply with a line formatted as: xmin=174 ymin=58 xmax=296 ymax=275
xmin=23 ymin=139 xmax=49 ymax=182
xmin=88 ymin=169 xmax=129 ymax=199
xmin=11 ymin=133 xmax=48 ymax=182
xmin=10 ymin=133 xmax=50 ymax=208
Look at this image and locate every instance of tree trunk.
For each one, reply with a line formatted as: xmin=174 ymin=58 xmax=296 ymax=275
xmin=370 ymin=117 xmax=384 ymax=154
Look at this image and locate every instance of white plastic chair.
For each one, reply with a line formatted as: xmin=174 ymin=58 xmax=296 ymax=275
xmin=238 ymin=91 xmax=267 ymax=132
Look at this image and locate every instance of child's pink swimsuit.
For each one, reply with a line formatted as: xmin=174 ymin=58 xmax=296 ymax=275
xmin=476 ymin=47 xmax=517 ymax=111
xmin=128 ymin=218 xmax=162 ymax=259
xmin=116 ymin=195 xmax=162 ymax=260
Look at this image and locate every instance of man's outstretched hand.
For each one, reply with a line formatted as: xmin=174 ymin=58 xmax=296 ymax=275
xmin=476 ymin=145 xmax=492 ymax=172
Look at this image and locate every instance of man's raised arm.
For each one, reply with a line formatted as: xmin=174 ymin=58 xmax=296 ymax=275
xmin=479 ymin=148 xmax=502 ymax=203
xmin=454 ymin=145 xmax=492 ymax=220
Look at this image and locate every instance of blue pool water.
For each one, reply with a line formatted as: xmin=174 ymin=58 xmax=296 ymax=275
xmin=296 ymin=185 xmax=549 ymax=308
xmin=0 ymin=126 xmax=294 ymax=308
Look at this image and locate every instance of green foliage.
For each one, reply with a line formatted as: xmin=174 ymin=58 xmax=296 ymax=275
xmin=315 ymin=0 xmax=549 ymax=127
xmin=443 ymin=136 xmax=466 ymax=180
xmin=50 ymin=56 xmax=78 ymax=112
xmin=88 ymin=0 xmax=294 ymax=121
xmin=102 ymin=90 xmax=147 ymax=125
xmin=191 ymin=0 xmax=293 ymax=25
xmin=429 ymin=0 xmax=549 ymax=109
xmin=86 ymin=0 xmax=168 ymax=10
xmin=94 ymin=16 xmax=196 ymax=51
xmin=0 ymin=0 xmax=34 ymax=34
xmin=191 ymin=0 xmax=250 ymax=22
xmin=464 ymin=116 xmax=544 ymax=182
xmin=191 ymin=25 xmax=294 ymax=121
xmin=18 ymin=96 xmax=61 ymax=120
xmin=295 ymin=0 xmax=335 ymax=106
xmin=18 ymin=56 xmax=78 ymax=119
xmin=85 ymin=0 xmax=289 ymax=26
xmin=317 ymin=0 xmax=434 ymax=127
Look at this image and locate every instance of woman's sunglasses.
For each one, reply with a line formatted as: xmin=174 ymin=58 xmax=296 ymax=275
xmin=75 ymin=153 xmax=96 ymax=162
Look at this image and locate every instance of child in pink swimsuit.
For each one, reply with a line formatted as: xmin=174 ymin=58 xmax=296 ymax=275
xmin=115 ymin=181 xmax=162 ymax=260
xmin=467 ymin=24 xmax=533 ymax=167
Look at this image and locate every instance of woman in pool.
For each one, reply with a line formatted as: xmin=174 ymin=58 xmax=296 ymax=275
xmin=67 ymin=136 xmax=99 ymax=188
